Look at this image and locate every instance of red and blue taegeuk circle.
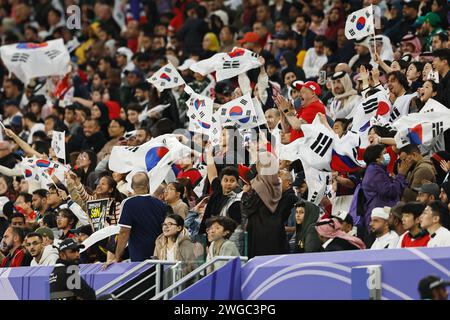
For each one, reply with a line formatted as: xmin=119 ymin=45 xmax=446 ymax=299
xmin=229 ymin=106 xmax=244 ymax=117
xmin=356 ymin=16 xmax=366 ymax=30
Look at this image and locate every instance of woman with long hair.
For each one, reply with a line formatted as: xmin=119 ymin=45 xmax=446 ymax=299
xmin=154 ymin=214 xmax=197 ymax=273
xmin=73 ymin=150 xmax=97 ymax=188
xmin=66 ymin=173 xmax=124 ymax=226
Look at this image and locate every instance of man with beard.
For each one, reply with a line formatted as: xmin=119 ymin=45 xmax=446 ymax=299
xmin=25 ymin=232 xmax=58 ymax=266
xmin=49 ymin=238 xmax=96 ymax=300
xmin=0 ymin=226 xmax=31 ymax=267
xmin=328 ymin=71 xmax=362 ymax=120
xmin=370 ymin=207 xmax=399 ymax=249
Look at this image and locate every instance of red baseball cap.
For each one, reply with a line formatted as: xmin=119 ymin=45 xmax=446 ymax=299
xmin=238 ymin=32 xmax=260 ymax=44
xmin=297 ymin=81 xmax=321 ymax=96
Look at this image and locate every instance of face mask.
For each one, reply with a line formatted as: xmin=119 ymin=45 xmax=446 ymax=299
xmin=381 ymin=153 xmax=390 ymax=167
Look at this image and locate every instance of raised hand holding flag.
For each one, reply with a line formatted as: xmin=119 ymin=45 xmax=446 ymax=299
xmin=345 ymin=5 xmax=375 ymax=40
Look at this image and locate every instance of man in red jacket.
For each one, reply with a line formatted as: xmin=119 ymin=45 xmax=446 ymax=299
xmin=0 ymin=226 xmax=30 ymax=267
xmin=275 ymin=80 xmax=326 ymax=142
xmin=398 ymin=202 xmax=430 ymax=248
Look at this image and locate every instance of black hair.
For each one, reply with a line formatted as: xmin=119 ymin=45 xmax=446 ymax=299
xmin=334 ymin=118 xmax=350 ymax=131
xmin=423 ymin=80 xmax=443 ymax=103
xmin=111 ymin=118 xmax=128 ymax=129
xmin=401 ymin=202 xmax=427 ymax=218
xmin=410 ymin=61 xmax=424 ymax=74
xmin=388 ymin=71 xmax=410 ymax=90
xmin=294 ymin=201 xmax=306 ymax=208
xmin=151 ymin=118 xmax=176 ymax=137
xmin=17 ymin=192 xmax=32 ymax=204
xmin=23 ymin=112 xmax=38 ymax=123
xmin=311 ymin=9 xmax=325 ymax=19
xmin=25 ymin=232 xmax=43 ymax=241
xmin=399 ymin=144 xmax=421 ymax=155
xmin=32 ymin=131 xmax=50 ymax=143
xmin=48 ymin=182 xmax=69 ymax=195
xmin=324 ymin=40 xmax=337 ymax=52
xmin=428 ymin=200 xmax=450 ymax=228
xmin=369 ymin=125 xmax=396 ymax=138
xmin=205 ymin=216 xmax=238 ymax=239
xmin=168 ymin=181 xmax=185 ymax=197
xmin=166 ymin=214 xmax=185 ymax=228
xmin=10 ymin=227 xmax=26 ymax=243
xmin=363 ymin=144 xmax=386 ymax=165
xmin=9 ymin=212 xmax=25 ymax=224
xmin=126 ymin=103 xmax=144 ymax=113
xmin=432 ymin=49 xmax=450 ymax=64
xmin=314 ymin=35 xmax=326 ymax=44
xmin=42 ymin=213 xmax=57 ymax=229
xmin=298 ymin=14 xmax=311 ymax=24
xmin=48 ymin=7 xmax=62 ymax=18
xmin=433 ymin=32 xmax=448 ymax=43
xmin=219 ymin=166 xmax=239 ymax=181
xmin=57 ymin=208 xmax=78 ymax=229
xmin=32 ymin=189 xmax=49 ymax=198
xmin=33 ymin=140 xmax=51 ymax=155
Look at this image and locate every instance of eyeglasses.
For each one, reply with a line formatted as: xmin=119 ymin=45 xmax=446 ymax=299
xmin=162 ymin=222 xmax=178 ymax=228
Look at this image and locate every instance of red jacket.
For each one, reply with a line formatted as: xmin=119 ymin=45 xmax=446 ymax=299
xmin=290 ymin=100 xmax=326 ymax=142
xmin=0 ymin=247 xmax=28 ymax=268
xmin=400 ymin=231 xmax=430 ymax=248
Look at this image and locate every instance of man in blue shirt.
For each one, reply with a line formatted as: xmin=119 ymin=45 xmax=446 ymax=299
xmin=110 ymin=172 xmax=168 ymax=263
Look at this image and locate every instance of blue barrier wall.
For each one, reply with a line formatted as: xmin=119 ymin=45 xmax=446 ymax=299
xmin=172 ymin=257 xmax=242 ymax=300
xmin=0 ymin=262 xmax=152 ymax=300
xmin=171 ymin=247 xmax=450 ymax=300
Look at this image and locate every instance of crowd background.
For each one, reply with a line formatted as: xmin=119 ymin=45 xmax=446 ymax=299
xmin=0 ymin=0 xmax=450 ymax=298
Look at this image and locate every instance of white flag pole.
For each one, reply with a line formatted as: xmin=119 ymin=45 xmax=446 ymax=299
xmin=371 ymin=5 xmax=377 ymax=57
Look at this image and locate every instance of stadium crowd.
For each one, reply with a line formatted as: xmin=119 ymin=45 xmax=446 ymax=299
xmin=0 ymin=0 xmax=450 ymax=297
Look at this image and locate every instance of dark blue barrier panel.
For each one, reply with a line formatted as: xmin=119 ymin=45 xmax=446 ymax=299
xmin=172 ymin=258 xmax=242 ymax=300
xmin=240 ymin=247 xmax=450 ymax=300
xmin=0 ymin=262 xmax=149 ymax=300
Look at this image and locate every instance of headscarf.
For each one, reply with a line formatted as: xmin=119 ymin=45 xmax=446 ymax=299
xmin=331 ymin=72 xmax=358 ymax=100
xmin=204 ymin=32 xmax=220 ymax=52
xmin=93 ymin=102 xmax=111 ymax=136
xmin=315 ymin=218 xmax=366 ymax=250
xmin=250 ymin=152 xmax=282 ymax=213
xmin=400 ymin=34 xmax=422 ymax=58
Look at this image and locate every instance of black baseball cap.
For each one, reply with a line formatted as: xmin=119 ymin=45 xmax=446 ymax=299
xmin=414 ymin=183 xmax=440 ymax=198
xmin=71 ymin=224 xmax=93 ymax=237
xmin=418 ymin=275 xmax=450 ymax=299
xmin=58 ymin=238 xmax=85 ymax=252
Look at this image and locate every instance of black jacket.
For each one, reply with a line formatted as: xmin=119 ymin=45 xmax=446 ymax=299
xmin=49 ymin=259 xmax=96 ymax=300
xmin=322 ymin=237 xmax=360 ymax=252
xmin=80 ymin=131 xmax=108 ymax=154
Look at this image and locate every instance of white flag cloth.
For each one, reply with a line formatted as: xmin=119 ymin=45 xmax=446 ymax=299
xmin=51 ymin=131 xmax=66 ymax=162
xmin=351 ymin=90 xmax=392 ymax=147
xmin=278 ymin=138 xmax=304 ymax=162
xmin=389 ymin=92 xmax=418 ymax=123
xmin=218 ymin=93 xmax=259 ymax=130
xmin=302 ymin=161 xmax=330 ymax=205
xmin=109 ymin=134 xmax=190 ymax=173
xmin=190 ymin=47 xmax=262 ymax=82
xmin=80 ymin=225 xmax=120 ymax=253
xmin=345 ymin=5 xmax=375 ymax=40
xmin=185 ymin=85 xmax=215 ymax=134
xmin=146 ymin=62 xmax=185 ymax=92
xmin=393 ymin=99 xmax=450 ymax=148
xmin=297 ymin=115 xmax=334 ymax=171
xmin=0 ymin=39 xmax=70 ymax=84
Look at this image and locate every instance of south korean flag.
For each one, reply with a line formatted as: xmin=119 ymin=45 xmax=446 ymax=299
xmin=218 ymin=93 xmax=259 ymax=130
xmin=298 ymin=115 xmax=334 ymax=172
xmin=185 ymin=85 xmax=214 ymax=134
xmin=147 ymin=62 xmax=185 ymax=92
xmin=345 ymin=5 xmax=375 ymax=40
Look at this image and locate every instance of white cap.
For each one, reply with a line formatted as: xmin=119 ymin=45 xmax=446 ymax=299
xmin=116 ymin=47 xmax=133 ymax=62
xmin=178 ymin=58 xmax=197 ymax=71
xmin=371 ymin=207 xmax=391 ymax=220
xmin=212 ymin=10 xmax=229 ymax=26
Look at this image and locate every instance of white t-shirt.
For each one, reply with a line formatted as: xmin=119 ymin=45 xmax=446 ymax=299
xmin=166 ymin=246 xmax=176 ymax=262
xmin=427 ymin=226 xmax=450 ymax=248
xmin=370 ymin=230 xmax=399 ymax=249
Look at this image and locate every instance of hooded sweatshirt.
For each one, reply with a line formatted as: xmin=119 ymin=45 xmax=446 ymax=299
xmin=30 ymin=245 xmax=59 ymax=266
xmin=294 ymin=201 xmax=322 ymax=253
